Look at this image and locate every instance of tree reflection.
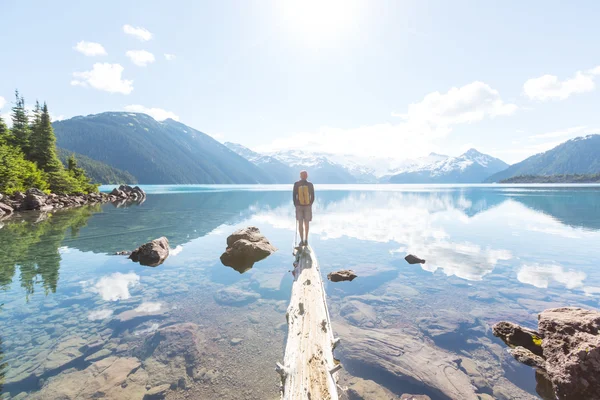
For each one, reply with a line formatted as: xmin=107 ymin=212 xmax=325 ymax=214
xmin=0 ymin=205 xmax=100 ymax=299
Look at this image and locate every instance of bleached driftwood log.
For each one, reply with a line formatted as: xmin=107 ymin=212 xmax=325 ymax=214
xmin=277 ymin=246 xmax=340 ymax=400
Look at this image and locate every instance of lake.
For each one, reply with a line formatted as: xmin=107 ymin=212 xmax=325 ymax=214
xmin=1 ymin=184 xmax=599 ymax=399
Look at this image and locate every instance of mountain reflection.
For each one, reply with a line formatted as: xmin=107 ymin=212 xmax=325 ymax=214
xmin=1 ymin=186 xmax=599 ymax=300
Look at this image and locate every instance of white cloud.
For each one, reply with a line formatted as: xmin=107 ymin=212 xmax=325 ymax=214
xmin=524 ymin=68 xmax=598 ymax=101
xmin=528 ymin=126 xmax=588 ymax=140
xmin=88 ymin=309 xmax=114 ymax=321
xmin=0 ymin=96 xmax=6 ymax=109
xmin=123 ymin=24 xmax=152 ymax=41
xmin=71 ymin=63 xmax=133 ymax=94
xmin=73 ymin=41 xmax=107 ymax=56
xmin=517 ymin=263 xmax=587 ymax=290
xmin=258 ymin=81 xmax=516 ymax=158
xmin=164 ymin=53 xmax=176 ymax=61
xmin=126 ymin=50 xmax=155 ymax=67
xmin=124 ymin=104 xmax=179 ymax=121
xmin=91 ymin=272 xmax=140 ymax=301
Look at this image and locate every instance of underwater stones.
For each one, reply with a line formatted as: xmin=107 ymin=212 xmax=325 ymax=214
xmin=493 ymin=307 xmax=600 ymax=400
xmin=404 ymin=254 xmax=425 ymax=264
xmin=139 ymin=323 xmax=205 ymax=388
xmin=220 ymin=226 xmax=277 ymax=272
xmin=143 ymin=384 xmax=171 ymax=399
xmin=130 ymin=237 xmax=170 ymax=267
xmin=344 ymin=377 xmax=402 ymax=399
xmin=85 ymin=348 xmax=113 ymax=362
xmin=214 ymin=287 xmax=260 ymax=306
xmin=336 ymin=321 xmax=479 ymax=400
xmin=339 ymin=301 xmax=377 ymax=328
xmin=31 ymin=356 xmax=147 ymax=400
xmin=230 ymin=338 xmax=243 ymax=345
xmin=400 ymin=395 xmax=431 ymax=400
xmin=327 ymin=270 xmax=358 ymax=282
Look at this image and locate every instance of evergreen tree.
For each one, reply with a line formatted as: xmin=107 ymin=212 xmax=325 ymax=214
xmin=10 ymin=90 xmax=31 ymax=154
xmin=35 ymin=103 xmax=63 ymax=173
xmin=0 ymin=115 xmax=8 ymax=145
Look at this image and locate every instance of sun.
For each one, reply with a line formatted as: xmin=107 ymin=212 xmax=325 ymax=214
xmin=277 ymin=0 xmax=364 ymax=47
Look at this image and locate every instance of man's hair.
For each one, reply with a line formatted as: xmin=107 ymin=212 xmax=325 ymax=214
xmin=300 ymin=170 xmax=308 ymax=178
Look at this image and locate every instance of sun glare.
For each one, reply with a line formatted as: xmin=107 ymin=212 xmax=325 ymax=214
xmin=277 ymin=0 xmax=363 ymax=47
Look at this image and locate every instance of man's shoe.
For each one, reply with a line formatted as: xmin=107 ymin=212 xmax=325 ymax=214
xmin=304 ymin=240 xmax=308 ymax=246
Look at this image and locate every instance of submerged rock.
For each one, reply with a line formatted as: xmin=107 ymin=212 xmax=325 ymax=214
xmin=404 ymin=254 xmax=426 ymax=264
xmin=328 ymin=270 xmax=357 ymax=282
xmin=130 ymin=237 xmax=170 ymax=267
xmin=220 ymin=227 xmax=277 ymax=272
xmin=30 ymin=356 xmax=148 ymax=400
xmin=493 ymin=307 xmax=600 ymax=400
xmin=139 ymin=323 xmax=206 ymax=389
xmin=214 ymin=287 xmax=260 ymax=306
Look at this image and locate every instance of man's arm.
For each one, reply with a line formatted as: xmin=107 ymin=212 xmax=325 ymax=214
xmin=292 ymin=182 xmax=298 ymax=206
xmin=309 ymin=182 xmax=315 ymax=205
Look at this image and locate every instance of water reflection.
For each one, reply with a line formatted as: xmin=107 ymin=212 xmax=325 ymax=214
xmin=0 ymin=205 xmax=100 ymax=298
xmin=0 ymin=185 xmax=599 ymax=399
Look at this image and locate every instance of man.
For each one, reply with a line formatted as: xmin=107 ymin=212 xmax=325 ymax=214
xmin=293 ymin=170 xmax=314 ymax=247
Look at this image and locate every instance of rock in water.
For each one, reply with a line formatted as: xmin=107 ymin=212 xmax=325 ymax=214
xmin=493 ymin=307 xmax=600 ymax=400
xmin=130 ymin=237 xmax=170 ymax=267
xmin=327 ymin=270 xmax=358 ymax=282
xmin=0 ymin=202 xmax=13 ymax=216
xmin=538 ymin=307 xmax=600 ymax=400
xmin=492 ymin=321 xmax=544 ymax=356
xmin=404 ymin=254 xmax=425 ymax=264
xmin=220 ymin=227 xmax=277 ymax=272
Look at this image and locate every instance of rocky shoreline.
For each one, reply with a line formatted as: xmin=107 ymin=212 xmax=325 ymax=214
xmin=0 ymin=185 xmax=146 ymax=219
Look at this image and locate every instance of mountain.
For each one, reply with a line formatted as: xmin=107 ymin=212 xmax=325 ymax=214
xmin=266 ymin=149 xmax=361 ymax=183
xmin=388 ymin=149 xmax=509 ymax=183
xmin=487 ymin=135 xmax=600 ymax=182
xmin=224 ymin=142 xmax=295 ymax=183
xmin=56 ymin=148 xmax=137 ymax=184
xmin=53 ymin=113 xmax=275 ymax=184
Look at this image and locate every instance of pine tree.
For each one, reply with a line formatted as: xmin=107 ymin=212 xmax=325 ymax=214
xmin=35 ymin=102 xmax=63 ymax=173
xmin=29 ymin=101 xmax=43 ymax=165
xmin=0 ymin=115 xmax=8 ymax=145
xmin=10 ymin=90 xmax=31 ymax=154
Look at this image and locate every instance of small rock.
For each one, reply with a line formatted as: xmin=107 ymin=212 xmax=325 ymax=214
xmin=85 ymin=349 xmax=113 ymax=362
xmin=214 ymin=287 xmax=260 ymax=306
xmin=129 ymin=237 xmax=170 ymax=267
xmin=404 ymin=254 xmax=426 ymax=264
xmin=327 ymin=270 xmax=357 ymax=282
xmin=230 ymin=338 xmax=243 ymax=346
xmin=143 ymin=384 xmax=171 ymax=399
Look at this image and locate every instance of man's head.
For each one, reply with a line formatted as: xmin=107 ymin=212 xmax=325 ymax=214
xmin=300 ymin=170 xmax=308 ymax=180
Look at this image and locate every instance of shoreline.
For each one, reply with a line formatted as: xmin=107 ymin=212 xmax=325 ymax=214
xmin=0 ymin=185 xmax=146 ymax=220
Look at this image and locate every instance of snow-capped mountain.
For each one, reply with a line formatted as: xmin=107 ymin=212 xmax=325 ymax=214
xmin=225 ymin=143 xmax=508 ymax=184
xmin=388 ymin=149 xmax=509 ymax=183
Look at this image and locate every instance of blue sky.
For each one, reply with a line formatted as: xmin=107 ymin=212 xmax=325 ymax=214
xmin=1 ymin=0 xmax=599 ymax=163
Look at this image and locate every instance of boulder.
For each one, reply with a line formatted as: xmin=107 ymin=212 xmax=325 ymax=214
xmin=0 ymin=202 xmax=13 ymax=216
xmin=492 ymin=307 xmax=600 ymax=400
xmin=220 ymin=227 xmax=277 ymax=272
xmin=492 ymin=321 xmax=544 ymax=356
xmin=404 ymin=254 xmax=426 ymax=264
xmin=538 ymin=307 xmax=600 ymax=400
xmin=23 ymin=188 xmax=47 ymax=210
xmin=327 ymin=270 xmax=357 ymax=282
xmin=129 ymin=237 xmax=170 ymax=267
xmin=508 ymin=346 xmax=545 ymax=368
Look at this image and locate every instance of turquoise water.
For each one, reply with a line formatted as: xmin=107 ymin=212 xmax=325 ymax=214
xmin=1 ymin=185 xmax=600 ymax=399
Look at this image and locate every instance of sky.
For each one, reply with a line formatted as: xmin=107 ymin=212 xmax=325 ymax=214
xmin=1 ymin=0 xmax=599 ymax=164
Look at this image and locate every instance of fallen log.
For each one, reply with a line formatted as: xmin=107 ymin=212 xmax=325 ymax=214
xmin=278 ymin=246 xmax=340 ymax=400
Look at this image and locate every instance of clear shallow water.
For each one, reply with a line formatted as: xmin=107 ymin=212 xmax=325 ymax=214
xmin=1 ymin=185 xmax=600 ymax=399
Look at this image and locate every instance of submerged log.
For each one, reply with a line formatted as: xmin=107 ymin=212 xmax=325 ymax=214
xmin=278 ymin=246 xmax=340 ymax=400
